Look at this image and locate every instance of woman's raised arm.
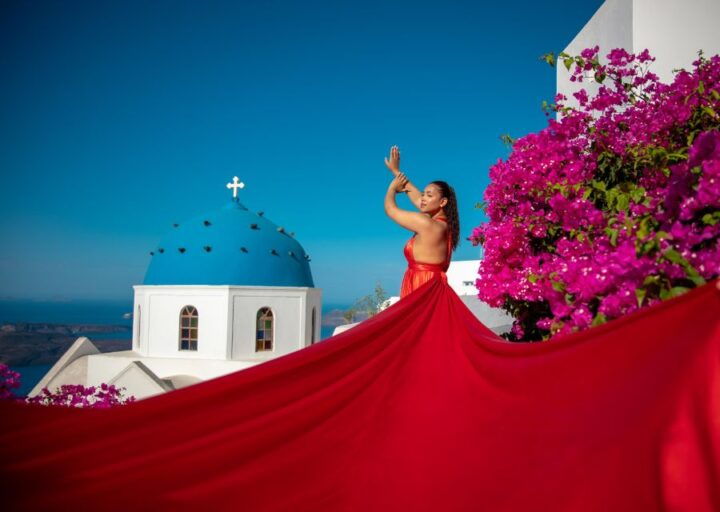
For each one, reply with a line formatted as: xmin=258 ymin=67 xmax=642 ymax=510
xmin=384 ymin=174 xmax=434 ymax=233
xmin=384 ymin=145 xmax=423 ymax=210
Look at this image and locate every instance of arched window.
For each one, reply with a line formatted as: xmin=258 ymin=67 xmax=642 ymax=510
xmin=256 ymin=307 xmax=273 ymax=351
xmin=136 ymin=305 xmax=142 ymax=348
xmin=311 ymin=307 xmax=316 ymax=344
xmin=179 ymin=305 xmax=198 ymax=351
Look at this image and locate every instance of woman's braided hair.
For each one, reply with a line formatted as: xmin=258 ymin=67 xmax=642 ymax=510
xmin=430 ymin=180 xmax=459 ymax=252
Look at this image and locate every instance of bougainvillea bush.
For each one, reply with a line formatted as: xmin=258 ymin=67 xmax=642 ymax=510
xmin=469 ymin=48 xmax=720 ymax=341
xmin=27 ymin=383 xmax=136 ymax=408
xmin=0 ymin=363 xmax=135 ymax=407
xmin=0 ymin=363 xmax=21 ymax=400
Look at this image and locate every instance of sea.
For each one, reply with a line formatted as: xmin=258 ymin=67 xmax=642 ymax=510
xmin=1 ymin=299 xmax=346 ymax=397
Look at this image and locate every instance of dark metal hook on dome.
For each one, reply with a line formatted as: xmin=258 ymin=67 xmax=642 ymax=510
xmin=204 ymin=246 xmax=212 ymax=252
xmin=203 ymin=220 xmax=212 ymax=226
xmin=270 ymin=249 xmax=278 ymax=256
xmin=240 ymin=247 xmax=248 ymax=253
xmin=250 ymin=223 xmax=259 ymax=230
xmin=178 ymin=247 xmax=186 ymax=253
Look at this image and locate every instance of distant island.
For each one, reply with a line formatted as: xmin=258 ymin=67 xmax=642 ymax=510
xmin=0 ymin=322 xmax=132 ymax=367
xmin=321 ymin=309 xmax=370 ymax=327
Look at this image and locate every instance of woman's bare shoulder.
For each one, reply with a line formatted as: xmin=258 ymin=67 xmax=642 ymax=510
xmin=417 ymin=218 xmax=447 ymax=240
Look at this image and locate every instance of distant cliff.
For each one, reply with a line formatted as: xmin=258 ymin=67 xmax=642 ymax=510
xmin=0 ymin=323 xmax=128 ymax=335
xmin=0 ymin=322 xmax=132 ymax=366
xmin=321 ymin=309 xmax=370 ymax=327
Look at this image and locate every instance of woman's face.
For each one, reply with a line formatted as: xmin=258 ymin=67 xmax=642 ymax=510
xmin=419 ymin=184 xmax=447 ymax=214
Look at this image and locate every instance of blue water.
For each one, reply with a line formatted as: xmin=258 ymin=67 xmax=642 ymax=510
xmin=9 ymin=364 xmax=52 ymax=398
xmin=0 ymin=299 xmax=134 ymax=326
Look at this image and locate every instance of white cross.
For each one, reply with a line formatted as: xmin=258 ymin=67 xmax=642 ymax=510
xmin=226 ymin=176 xmax=245 ymax=199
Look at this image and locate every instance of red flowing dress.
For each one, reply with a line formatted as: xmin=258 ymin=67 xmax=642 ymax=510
xmin=400 ymin=215 xmax=452 ymax=298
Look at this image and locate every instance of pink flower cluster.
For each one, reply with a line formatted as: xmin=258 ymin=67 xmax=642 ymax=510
xmin=0 ymin=363 xmax=136 ymax=407
xmin=0 ymin=363 xmax=21 ymax=400
xmin=27 ymin=383 xmax=136 ymax=408
xmin=470 ymin=48 xmax=720 ymax=340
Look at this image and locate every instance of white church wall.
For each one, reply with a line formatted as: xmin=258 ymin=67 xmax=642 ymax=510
xmin=558 ymin=0 xmax=632 ymax=108
xmin=85 ymin=351 xmax=259 ymax=386
xmin=229 ymin=286 xmax=315 ymax=360
xmin=108 ymin=361 xmax=174 ymax=400
xmin=305 ymin=288 xmax=323 ymax=346
xmin=132 ymin=290 xmax=145 ymax=352
xmin=29 ymin=337 xmax=100 ymax=397
xmin=446 ymin=260 xmax=482 ymax=296
xmin=133 ymin=285 xmax=230 ymax=360
xmin=558 ymin=0 xmax=720 ymax=111
xmin=633 ymin=0 xmax=720 ymax=80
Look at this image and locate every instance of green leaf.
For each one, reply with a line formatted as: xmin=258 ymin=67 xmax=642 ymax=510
xmin=540 ymin=52 xmax=556 ymax=67
xmin=604 ymin=227 xmax=618 ymax=246
xmin=605 ymin=188 xmax=617 ymax=208
xmin=698 ymin=80 xmax=705 ymax=94
xmin=667 ymin=151 xmax=687 ymax=162
xmin=528 ymin=273 xmax=539 ymax=284
xmin=688 ymin=274 xmax=707 ymax=286
xmin=551 ymin=280 xmax=565 ymax=293
xmin=636 ymin=217 xmax=651 ymax=240
xmin=662 ymin=249 xmax=706 ymax=285
xmin=616 ymin=194 xmax=629 ymax=212
xmin=639 ymin=239 xmax=657 ymax=255
xmin=563 ymin=58 xmax=573 ymax=71
xmin=635 ymin=288 xmax=647 ymax=308
xmin=591 ymin=312 xmax=607 ymax=327
xmin=499 ymin=133 xmax=516 ymax=148
xmin=660 ymin=286 xmax=691 ymax=300
xmin=630 ymin=187 xmax=646 ymax=203
xmin=702 ymin=212 xmax=720 ymax=225
xmin=662 ymin=248 xmax=685 ymax=264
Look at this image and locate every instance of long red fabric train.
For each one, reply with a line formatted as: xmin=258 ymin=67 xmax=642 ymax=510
xmin=1 ymin=276 xmax=719 ymax=511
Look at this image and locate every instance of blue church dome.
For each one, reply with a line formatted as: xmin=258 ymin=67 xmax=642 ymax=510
xmin=143 ymin=196 xmax=314 ymax=287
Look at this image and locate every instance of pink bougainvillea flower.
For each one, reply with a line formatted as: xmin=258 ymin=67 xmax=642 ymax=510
xmin=470 ymin=49 xmax=720 ymax=341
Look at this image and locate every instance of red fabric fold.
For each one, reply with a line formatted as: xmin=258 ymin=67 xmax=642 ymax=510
xmin=1 ymin=276 xmax=719 ymax=511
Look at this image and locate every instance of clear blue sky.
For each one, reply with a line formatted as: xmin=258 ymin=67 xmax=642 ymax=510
xmin=0 ymin=0 xmax=602 ymax=305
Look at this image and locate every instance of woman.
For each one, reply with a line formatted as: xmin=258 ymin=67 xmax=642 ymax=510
xmin=383 ymin=145 xmax=460 ymax=298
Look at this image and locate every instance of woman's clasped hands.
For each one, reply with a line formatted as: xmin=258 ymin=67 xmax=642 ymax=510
xmin=391 ymin=171 xmax=409 ymax=193
xmin=385 ymin=145 xmax=408 ymax=193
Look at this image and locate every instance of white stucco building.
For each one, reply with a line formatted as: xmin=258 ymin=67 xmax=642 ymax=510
xmin=32 ymin=177 xmax=321 ymax=400
xmin=558 ymin=0 xmax=720 ymax=109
